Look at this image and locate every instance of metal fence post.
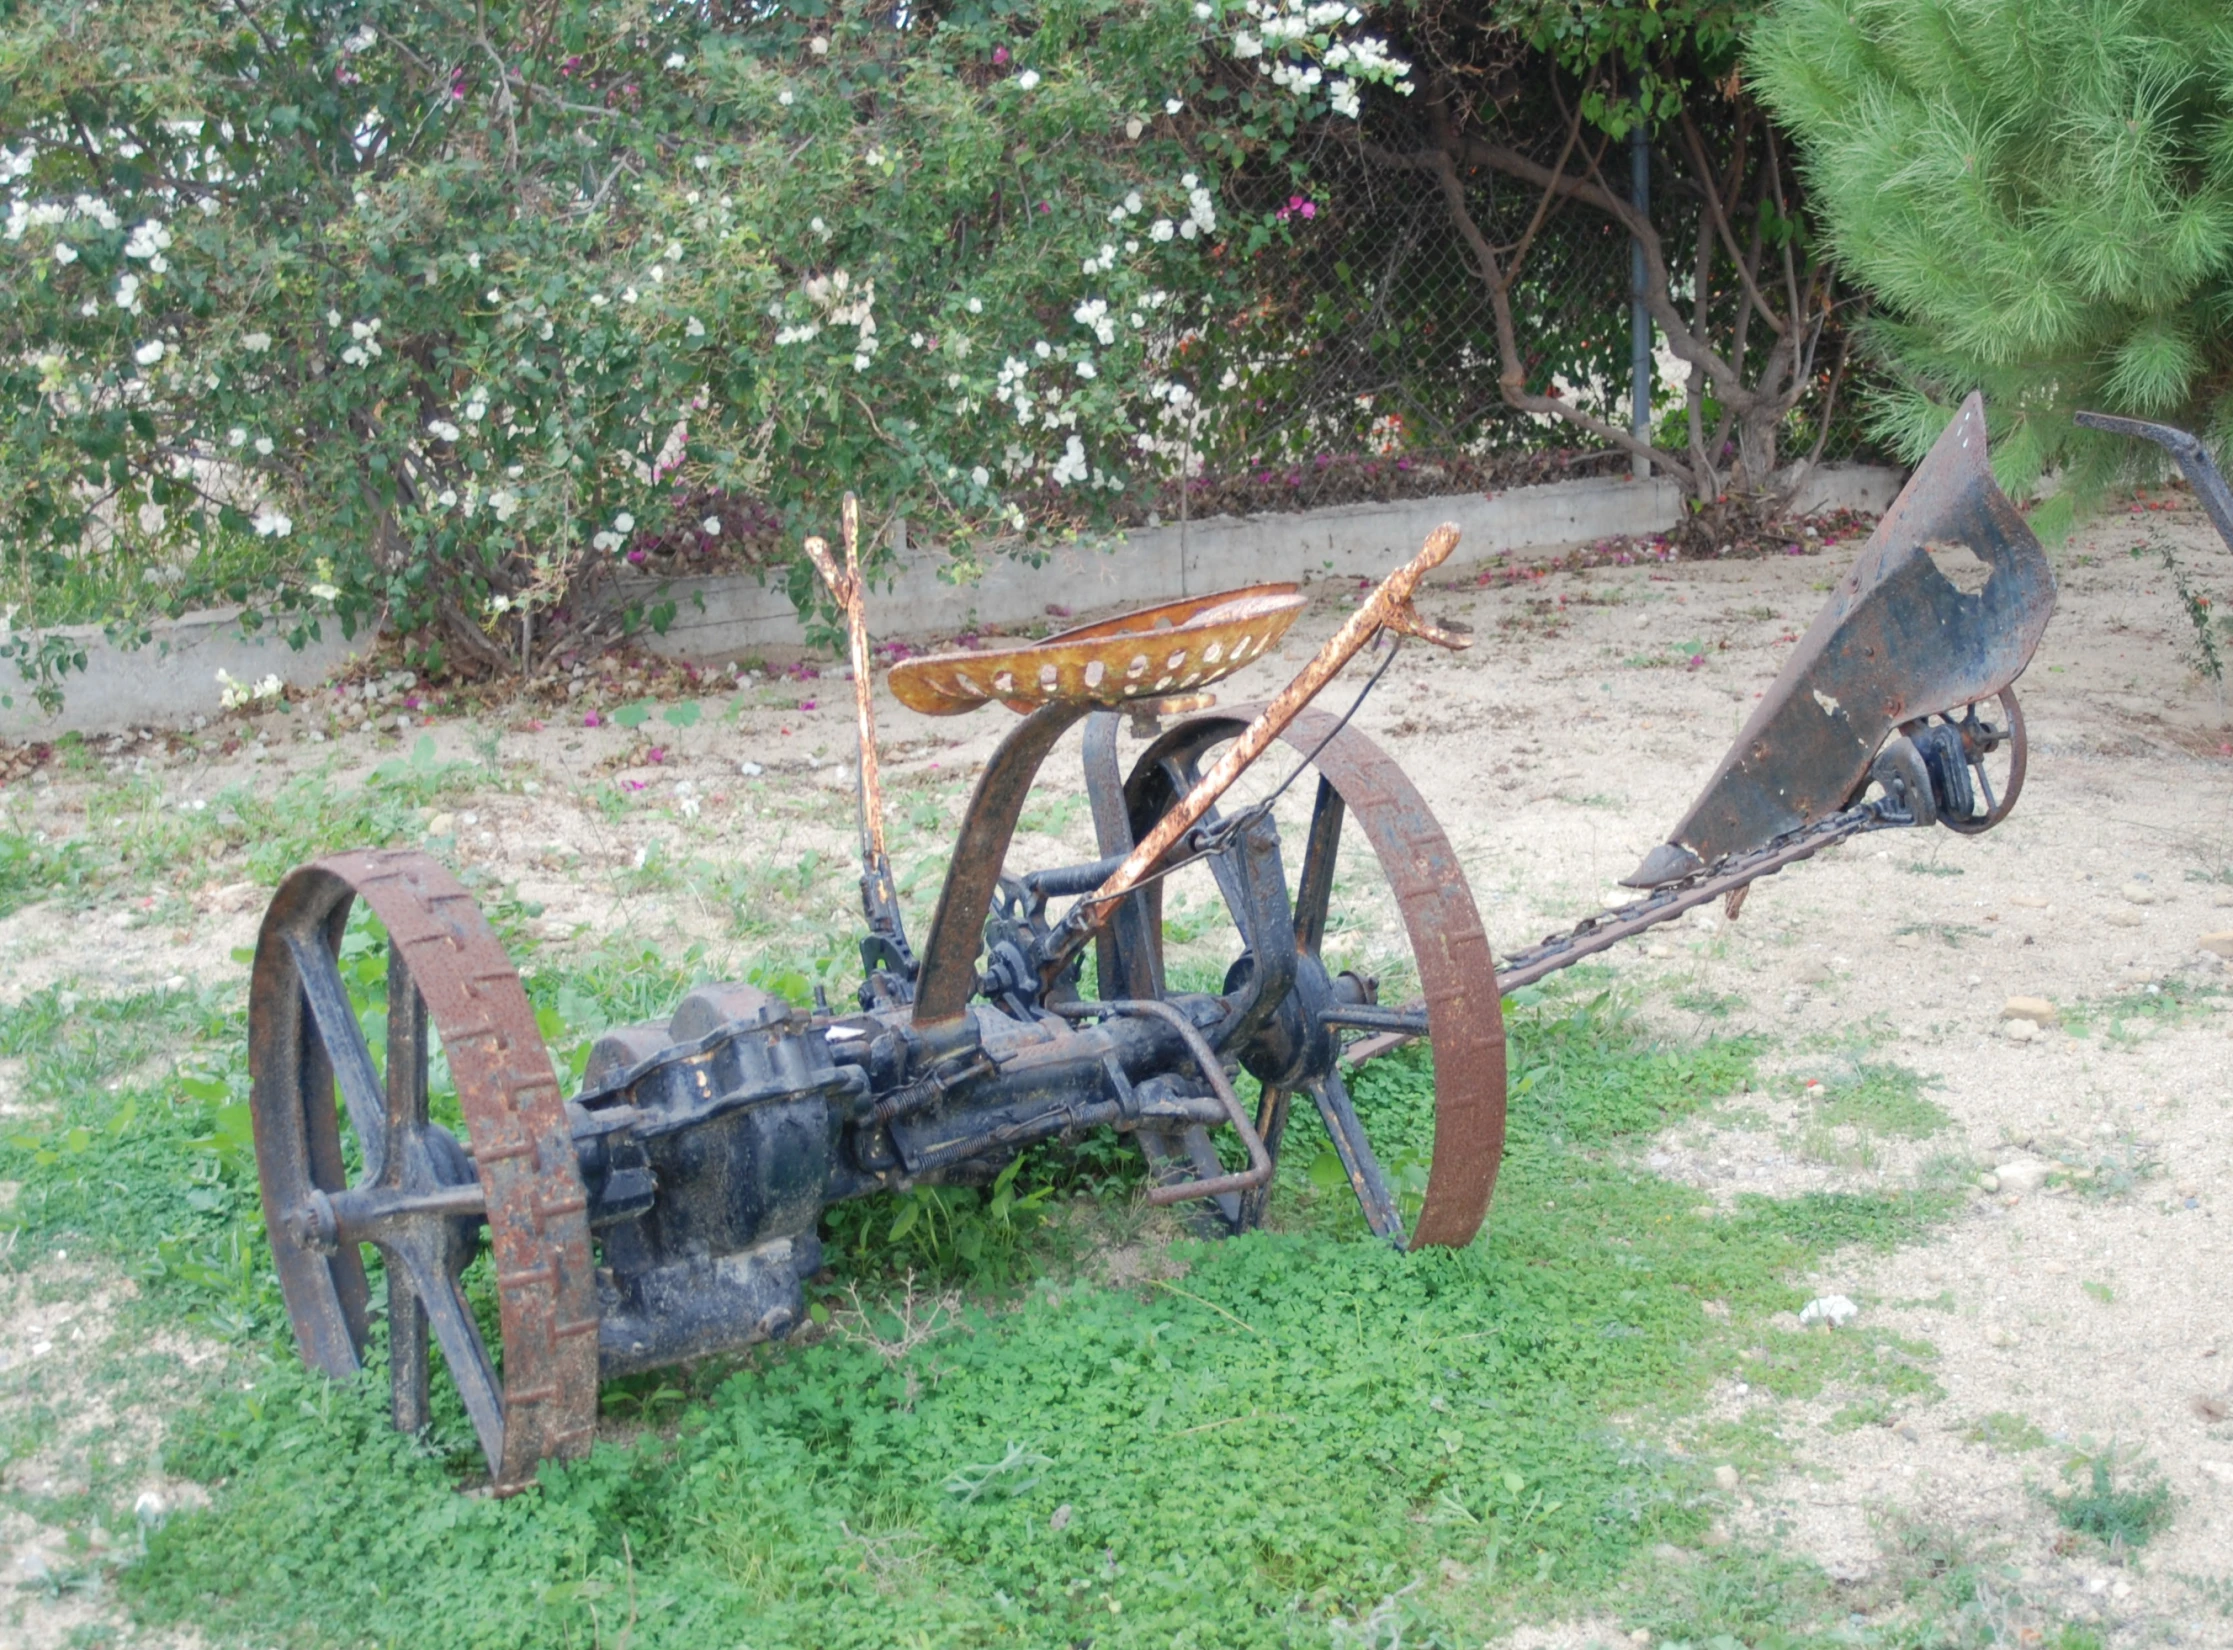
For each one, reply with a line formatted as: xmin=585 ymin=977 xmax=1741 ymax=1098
xmin=1630 ymin=111 xmax=1651 ymax=480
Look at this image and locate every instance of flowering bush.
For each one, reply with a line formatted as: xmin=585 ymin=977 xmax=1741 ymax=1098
xmin=0 ymin=0 xmax=1408 ymax=690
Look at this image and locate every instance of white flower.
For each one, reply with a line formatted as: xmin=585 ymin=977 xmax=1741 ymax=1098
xmin=865 ymin=146 xmax=886 ymax=167
xmin=701 ymin=516 xmax=721 ymax=535
xmin=427 ymin=419 xmax=461 ymax=442
xmin=326 ymin=309 xmax=341 ymax=326
xmin=437 ymin=489 xmax=457 ymax=508
xmin=341 ymin=24 xmax=377 ymax=52
xmin=1077 ymin=360 xmax=1097 ymax=379
xmin=1233 ymin=30 xmax=1262 ymax=56
xmin=123 ymin=219 xmax=172 ymax=260
xmin=613 ymin=512 xmax=635 ymax=533
xmin=1195 ymin=2 xmax=1213 ymax=15
xmin=1125 ymin=117 xmax=1145 ymax=140
xmin=620 ymin=286 xmax=638 ymax=304
xmin=686 ymin=315 xmax=705 ymax=338
xmin=252 ymin=506 xmax=292 ymax=538
xmin=488 ymin=488 xmax=520 ymax=522
xmin=134 ymin=339 xmax=164 ymax=365
xmin=1034 ymin=339 xmax=1052 ymax=358
xmin=310 ymin=581 xmax=340 ymax=601
xmin=1017 ymin=69 xmax=1040 ymax=90
xmin=967 ymin=296 xmax=983 ymax=314
xmin=138 ymin=501 xmax=166 ymax=534
xmin=1328 ymin=77 xmax=1360 ymax=119
xmin=254 ymin=435 xmax=273 ymax=455
xmin=809 ymin=216 xmax=830 ymax=241
xmin=115 ymin=272 xmax=140 ymax=311
xmin=1182 ymin=173 xmax=1199 ymax=189
xmin=971 ymin=466 xmax=990 ymax=487
xmin=853 ymin=352 xmax=871 ymax=372
xmin=53 ymin=242 xmax=76 ymax=264
xmin=340 ymin=345 xmax=367 ymax=366
xmin=778 ymin=88 xmax=794 ymax=106
xmin=1051 ymin=435 xmax=1089 ymax=487
xmin=227 ymin=427 xmax=246 ymax=447
xmin=1151 ymin=219 xmax=1175 ymax=242
xmin=809 ymin=34 xmax=829 ymax=54
xmin=592 ymin=530 xmax=621 ymax=553
xmin=1125 ymin=191 xmax=1143 ymax=215
xmin=665 ymin=51 xmax=687 ymax=69
xmin=242 ymin=331 xmax=271 ymax=352
xmin=1166 ymin=98 xmax=1184 ymax=114
xmin=465 ymin=399 xmax=487 ymax=421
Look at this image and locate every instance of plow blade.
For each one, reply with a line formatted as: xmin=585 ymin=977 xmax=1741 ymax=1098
xmin=1626 ymin=392 xmax=2055 ymax=886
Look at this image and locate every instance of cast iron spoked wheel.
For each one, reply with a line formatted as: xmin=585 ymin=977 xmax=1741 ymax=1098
xmin=1112 ymin=706 xmax=1507 ymax=1249
xmin=248 ymin=849 xmax=599 ymax=1490
xmin=1919 ymin=685 xmax=2027 ymax=836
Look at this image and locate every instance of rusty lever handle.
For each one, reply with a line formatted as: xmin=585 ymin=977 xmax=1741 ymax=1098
xmin=1045 ymin=523 xmax=1469 ymax=979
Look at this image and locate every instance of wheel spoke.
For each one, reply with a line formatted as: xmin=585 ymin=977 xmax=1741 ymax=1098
xmin=285 ymin=930 xmax=387 ymax=1185
xmin=1293 ymin=777 xmax=1344 ymax=956
xmin=1238 ymin=1086 xmax=1291 ymax=1229
xmin=383 ymin=942 xmax=428 ymax=1189
xmin=388 ymin=1261 xmax=431 ymax=1436
xmin=405 ymin=1251 xmax=506 ymax=1470
xmin=1310 ymin=1069 xmax=1404 ymax=1241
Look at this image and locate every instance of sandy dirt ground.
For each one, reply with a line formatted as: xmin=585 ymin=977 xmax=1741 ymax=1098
xmin=7 ymin=489 xmax=2233 ymax=1644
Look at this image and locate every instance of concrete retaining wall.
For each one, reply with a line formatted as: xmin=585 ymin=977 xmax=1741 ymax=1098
xmin=627 ymin=470 xmax=1694 ymax=665
xmin=0 ymin=462 xmax=1904 ymax=735
xmin=0 ymin=610 xmax=378 ymax=740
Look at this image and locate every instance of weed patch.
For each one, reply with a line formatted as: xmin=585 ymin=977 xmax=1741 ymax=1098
xmin=2049 ymin=1456 xmax=2173 ymax=1552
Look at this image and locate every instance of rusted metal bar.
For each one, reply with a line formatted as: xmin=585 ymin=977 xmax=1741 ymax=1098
xmin=803 ymin=495 xmax=890 ymax=881
xmin=1051 ymin=525 xmax=1470 ymax=972
xmin=1050 ymin=998 xmax=1273 ymax=1205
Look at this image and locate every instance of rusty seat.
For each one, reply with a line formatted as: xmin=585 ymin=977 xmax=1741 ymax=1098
xmin=887 ymin=584 xmax=1307 ymax=716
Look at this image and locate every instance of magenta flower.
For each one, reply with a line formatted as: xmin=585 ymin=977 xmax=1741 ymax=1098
xmin=993 ymin=45 xmax=1010 ymax=65
xmin=647 ymin=747 xmax=666 ymax=764
xmin=800 ymin=699 xmax=818 ymax=711
xmin=584 ymin=712 xmax=602 ymax=727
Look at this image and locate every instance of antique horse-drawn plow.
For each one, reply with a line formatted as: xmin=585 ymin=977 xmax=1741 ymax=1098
xmin=251 ymin=394 xmax=2060 ymax=1486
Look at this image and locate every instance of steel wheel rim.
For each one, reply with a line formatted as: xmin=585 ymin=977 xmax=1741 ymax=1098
xmin=249 ymin=849 xmax=598 ymax=1489
xmin=1123 ymin=707 xmax=1506 ymax=1248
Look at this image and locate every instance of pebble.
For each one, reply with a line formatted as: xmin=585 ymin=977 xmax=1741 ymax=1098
xmin=1049 ymin=1503 xmax=1072 ymax=1532
xmin=2199 ymin=931 xmax=2233 ymax=959
xmin=1985 ymin=1326 xmax=2020 ymax=1348
xmin=2121 ymin=881 xmax=2158 ymax=906
xmin=1712 ymin=1464 xmax=1740 ymax=1492
xmin=426 ymin=812 xmax=456 ymax=837
xmin=2002 ymin=995 xmax=2058 ymax=1027
xmin=1799 ymin=1294 xmax=1859 ymax=1329
xmin=1995 ymin=1158 xmax=2052 ymax=1194
xmin=2010 ymin=894 xmax=2050 ymax=909
xmin=1977 ymin=1172 xmax=2001 ymax=1193
xmin=2001 ymin=1017 xmax=2037 ymax=1043
xmin=738 ymin=761 xmax=764 ymax=777
xmin=2106 ymin=910 xmax=2144 ymax=928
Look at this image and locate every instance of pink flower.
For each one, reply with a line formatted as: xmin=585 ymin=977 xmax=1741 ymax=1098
xmin=993 ymin=45 xmax=1010 ymax=65
xmin=624 ymin=779 xmax=645 ymax=791
xmin=800 ymin=699 xmax=817 ymax=711
xmin=626 ymin=548 xmax=647 ymax=565
xmin=403 ymin=695 xmax=421 ymax=709
xmin=1300 ymin=201 xmax=1316 ymax=219
xmin=584 ymin=712 xmax=602 ymax=727
xmin=647 ymin=746 xmax=666 ymax=763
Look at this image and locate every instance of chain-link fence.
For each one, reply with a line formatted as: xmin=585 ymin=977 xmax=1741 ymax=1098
xmin=1122 ymin=137 xmax=1883 ymax=526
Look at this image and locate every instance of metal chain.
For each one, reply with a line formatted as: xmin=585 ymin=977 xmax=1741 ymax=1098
xmin=1493 ymin=800 xmax=1905 ymax=992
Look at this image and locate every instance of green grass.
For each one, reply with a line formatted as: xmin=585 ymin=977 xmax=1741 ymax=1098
xmin=0 ymin=941 xmax=1976 ymax=1646
xmin=1796 ymin=1061 xmax=1951 ymax=1141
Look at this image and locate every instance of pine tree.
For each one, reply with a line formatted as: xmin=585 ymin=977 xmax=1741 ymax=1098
xmin=1751 ymin=0 xmax=2233 ymax=530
